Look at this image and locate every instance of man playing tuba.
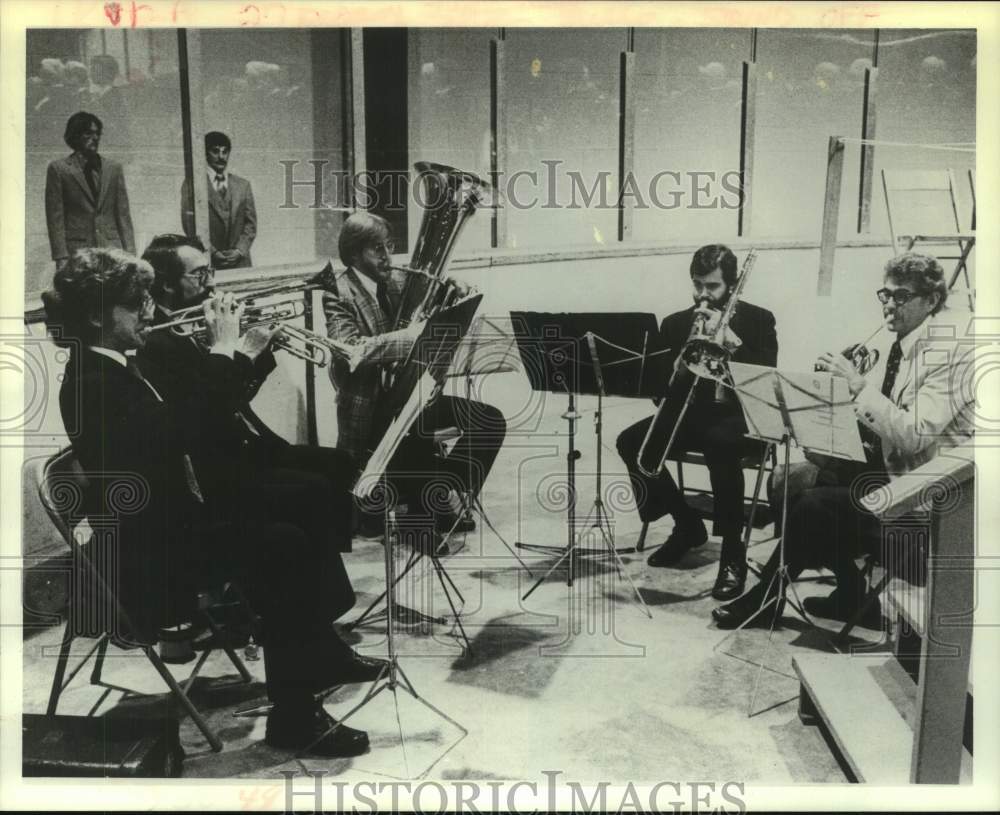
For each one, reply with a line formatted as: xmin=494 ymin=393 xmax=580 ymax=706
xmin=616 ymin=244 xmax=778 ymax=600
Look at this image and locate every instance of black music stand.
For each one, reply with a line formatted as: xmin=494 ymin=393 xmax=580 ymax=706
xmin=510 ymin=312 xmax=666 ymax=608
xmin=436 ymin=315 xmax=532 ymax=574
xmin=713 ymin=362 xmax=867 ymax=716
xmin=294 ymin=298 xmax=484 ymax=774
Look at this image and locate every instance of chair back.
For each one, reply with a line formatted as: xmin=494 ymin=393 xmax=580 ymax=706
xmin=37 ymin=446 xmax=90 ymax=547
xmin=880 ymin=168 xmax=967 ymax=256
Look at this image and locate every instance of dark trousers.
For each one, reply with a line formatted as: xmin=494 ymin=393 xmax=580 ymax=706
xmin=752 ymin=461 xmax=892 ymax=602
xmin=373 ymin=395 xmax=506 ymax=521
xmin=616 ymin=399 xmax=762 ymax=543
xmin=197 ymin=518 xmax=355 ymax=706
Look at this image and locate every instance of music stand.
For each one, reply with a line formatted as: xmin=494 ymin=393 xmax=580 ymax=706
xmin=435 ymin=315 xmax=532 ymax=574
xmin=298 ymin=297 xmax=483 ymax=771
xmin=510 ymin=312 xmax=665 ymax=608
xmin=713 ymin=361 xmax=867 ymax=716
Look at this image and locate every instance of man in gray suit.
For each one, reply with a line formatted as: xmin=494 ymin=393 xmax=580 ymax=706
xmin=181 ymin=131 xmax=257 ymax=270
xmin=45 ymin=111 xmax=135 ymax=270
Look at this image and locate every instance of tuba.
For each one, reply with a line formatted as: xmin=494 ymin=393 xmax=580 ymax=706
xmin=389 ymin=161 xmax=491 ymax=330
xmin=636 ymin=249 xmax=757 ymax=477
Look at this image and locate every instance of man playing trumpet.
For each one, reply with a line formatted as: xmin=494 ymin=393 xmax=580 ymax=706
xmin=713 ymin=252 xmax=975 ymax=629
xmin=321 ymin=211 xmax=507 ymax=545
xmin=616 ymin=244 xmax=778 ymax=600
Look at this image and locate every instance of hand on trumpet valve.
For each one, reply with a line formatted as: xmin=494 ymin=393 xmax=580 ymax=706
xmin=814 ymin=351 xmax=866 ymax=396
xmin=444 ymin=275 xmax=471 ymax=299
xmin=201 ymin=292 xmax=243 ymax=358
xmin=239 ymin=322 xmax=283 ymax=361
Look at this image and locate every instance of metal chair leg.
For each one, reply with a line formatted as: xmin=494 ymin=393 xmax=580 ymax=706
xmin=144 ymin=646 xmax=223 ymax=752
xmin=636 ymin=522 xmax=650 ymax=553
xmin=836 ymin=572 xmax=891 ymax=644
xmin=46 ymin=621 xmax=75 ymax=715
xmin=89 ymin=634 xmax=110 ymax=685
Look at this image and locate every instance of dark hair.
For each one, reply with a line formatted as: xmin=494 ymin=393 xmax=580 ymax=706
xmin=884 ymin=252 xmax=948 ymax=315
xmin=690 ymin=244 xmax=738 ymax=286
xmin=205 ymin=131 xmax=232 ymax=152
xmin=63 ymin=111 xmax=102 ymax=150
xmin=141 ymin=234 xmax=207 ymax=297
xmin=338 ymin=211 xmax=391 ymax=267
xmin=42 ymin=248 xmax=154 ymax=349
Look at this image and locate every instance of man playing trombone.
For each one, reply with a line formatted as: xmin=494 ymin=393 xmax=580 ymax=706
xmin=320 ymin=211 xmax=507 ymax=546
xmin=616 ymin=244 xmax=778 ymax=600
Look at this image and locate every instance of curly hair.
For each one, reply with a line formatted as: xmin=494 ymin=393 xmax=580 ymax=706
xmin=42 ymin=249 xmax=154 ymax=349
xmin=141 ymin=233 xmax=207 ymax=297
xmin=338 ymin=211 xmax=391 ymax=268
xmin=690 ymin=244 xmax=738 ymax=286
xmin=883 ymin=252 xmax=948 ymax=315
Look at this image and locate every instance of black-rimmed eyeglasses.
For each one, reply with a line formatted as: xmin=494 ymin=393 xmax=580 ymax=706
xmin=876 ymin=287 xmax=920 ymax=306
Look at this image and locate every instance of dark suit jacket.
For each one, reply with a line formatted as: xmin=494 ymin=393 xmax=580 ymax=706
xmin=60 ymin=347 xmax=245 ymax=641
xmin=45 ymin=154 xmax=136 ymax=261
xmin=320 ymin=264 xmax=430 ymax=461
xmin=138 ymin=310 xmax=286 ymax=501
xmin=660 ymin=299 xmax=778 ymax=407
xmin=181 ymin=173 xmax=257 ymax=268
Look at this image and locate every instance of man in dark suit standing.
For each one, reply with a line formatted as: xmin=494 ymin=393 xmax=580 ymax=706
xmin=181 ymin=131 xmax=257 ymax=269
xmin=616 ymin=245 xmax=778 ymax=600
xmin=45 ymin=111 xmax=135 ymax=270
xmin=42 ymin=248 xmax=373 ymax=756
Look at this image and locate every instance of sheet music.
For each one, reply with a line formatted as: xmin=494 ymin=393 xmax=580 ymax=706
xmin=353 ymin=370 xmax=442 ymax=500
xmin=447 ymin=314 xmax=522 ymax=378
xmin=777 ymin=371 xmax=867 ymax=461
xmin=728 ymin=362 xmax=787 ymax=442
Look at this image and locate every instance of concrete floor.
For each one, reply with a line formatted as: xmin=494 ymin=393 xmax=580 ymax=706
xmin=22 ymin=395 xmax=895 ymax=784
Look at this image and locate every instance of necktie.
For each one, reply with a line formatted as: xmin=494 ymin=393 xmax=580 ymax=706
xmin=215 ymin=173 xmax=227 ymax=198
xmin=84 ymin=158 xmax=100 ymax=201
xmin=859 ymin=340 xmax=903 ymax=467
xmin=126 ymin=357 xmax=205 ymax=504
xmin=376 ymin=283 xmax=394 ymax=325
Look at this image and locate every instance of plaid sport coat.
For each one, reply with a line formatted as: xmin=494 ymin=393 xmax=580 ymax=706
xmin=321 ymin=264 xmax=430 ymax=462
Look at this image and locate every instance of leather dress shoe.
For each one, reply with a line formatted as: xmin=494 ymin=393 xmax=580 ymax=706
xmin=265 ymin=703 xmax=369 ymax=757
xmin=647 ymin=519 xmax=708 ymax=567
xmin=712 ymin=589 xmax=785 ymax=630
xmin=711 ymin=560 xmax=748 ymax=601
xmin=321 ymin=650 xmax=389 ymax=687
xmin=803 ymin=590 xmax=882 ymax=629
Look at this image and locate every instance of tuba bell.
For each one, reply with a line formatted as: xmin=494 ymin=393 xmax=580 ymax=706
xmin=389 ymin=161 xmax=491 ymax=330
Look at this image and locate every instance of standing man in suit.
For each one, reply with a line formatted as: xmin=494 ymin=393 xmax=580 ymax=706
xmin=181 ymin=131 xmax=257 ymax=269
xmin=616 ymin=244 xmax=778 ymax=600
xmin=45 ymin=111 xmax=135 ymax=270
xmin=320 ymin=211 xmax=507 ymax=542
xmin=713 ymin=252 xmax=975 ymax=628
xmin=42 ymin=248 xmax=374 ymax=756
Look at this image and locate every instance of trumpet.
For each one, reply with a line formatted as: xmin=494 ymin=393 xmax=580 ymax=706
xmin=813 ymin=323 xmax=885 ymax=376
xmin=273 ymin=324 xmax=369 ymax=371
xmin=148 ymin=295 xmax=307 ymax=338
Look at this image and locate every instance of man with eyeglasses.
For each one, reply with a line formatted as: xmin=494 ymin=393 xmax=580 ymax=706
xmin=319 ymin=211 xmax=507 ymax=545
xmin=712 ymin=252 xmax=975 ymax=629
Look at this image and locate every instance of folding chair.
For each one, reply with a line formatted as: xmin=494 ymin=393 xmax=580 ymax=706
xmin=881 ymin=168 xmax=975 ymax=310
xmin=635 ymin=446 xmax=775 ymax=552
xmin=38 ymin=447 xmax=253 ymax=753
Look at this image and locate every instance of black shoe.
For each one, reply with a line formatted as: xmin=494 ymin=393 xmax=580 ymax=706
xmin=711 ymin=560 xmax=747 ymax=601
xmin=334 ymin=650 xmax=390 ymax=684
xmin=803 ymin=590 xmax=882 ymax=629
xmin=647 ymin=518 xmax=708 ymax=567
xmin=436 ymin=510 xmax=476 ymax=534
xmin=712 ymin=588 xmax=785 ymax=630
xmin=265 ymin=703 xmax=369 ymax=757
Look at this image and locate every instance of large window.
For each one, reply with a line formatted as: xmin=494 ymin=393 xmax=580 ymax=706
xmin=26 ymin=29 xmax=186 ymax=295
xmin=752 ymin=29 xmax=876 ymax=240
xmin=408 ymin=28 xmax=495 ymax=253
xmin=503 ymin=28 xmax=625 ymax=249
xmin=632 ymin=28 xmax=750 ymax=242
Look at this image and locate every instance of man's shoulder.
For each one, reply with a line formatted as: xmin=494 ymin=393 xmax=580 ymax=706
xmin=48 ymin=155 xmax=74 ymax=173
xmin=737 ymin=300 xmax=775 ymax=323
xmin=229 ymin=172 xmax=252 ymax=191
